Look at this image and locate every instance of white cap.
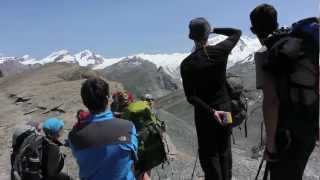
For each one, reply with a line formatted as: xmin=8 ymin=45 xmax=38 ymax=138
xmin=144 ymin=94 xmax=154 ymax=100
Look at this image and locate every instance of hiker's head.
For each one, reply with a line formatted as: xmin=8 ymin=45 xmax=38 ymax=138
xmin=26 ymin=120 xmax=41 ymax=132
xmin=189 ymin=17 xmax=211 ymax=46
xmin=250 ymin=4 xmax=278 ymax=40
xmin=43 ymin=117 xmax=64 ymax=139
xmin=114 ymin=91 xmax=129 ymax=105
xmin=81 ymin=77 xmax=110 ymax=114
xmin=144 ymin=94 xmax=154 ymax=107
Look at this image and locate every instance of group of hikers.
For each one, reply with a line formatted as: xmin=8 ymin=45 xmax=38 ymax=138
xmin=181 ymin=3 xmax=319 ymax=180
xmin=11 ymin=79 xmax=168 ymax=180
xmin=9 ymin=3 xmax=319 ymax=180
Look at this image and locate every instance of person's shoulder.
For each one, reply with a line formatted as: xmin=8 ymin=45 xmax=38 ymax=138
xmin=181 ymin=53 xmax=194 ymax=66
xmin=256 ymin=46 xmax=268 ymax=53
xmin=43 ymin=137 xmax=61 ymax=153
xmin=180 ymin=53 xmax=195 ymax=73
xmin=254 ymin=46 xmax=268 ymax=61
xmin=113 ymin=118 xmax=135 ymax=130
xmin=205 ymin=43 xmax=229 ymax=57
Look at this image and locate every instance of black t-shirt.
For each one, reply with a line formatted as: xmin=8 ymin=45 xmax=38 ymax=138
xmin=181 ymin=28 xmax=241 ymax=114
xmin=180 ymin=28 xmax=241 ymax=151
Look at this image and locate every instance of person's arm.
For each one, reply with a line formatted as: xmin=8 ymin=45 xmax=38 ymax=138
xmin=262 ymin=73 xmax=279 ymax=154
xmin=130 ymin=125 xmax=138 ymax=174
xmin=212 ymin=28 xmax=242 ymax=54
xmin=131 ymin=126 xmax=138 ymax=161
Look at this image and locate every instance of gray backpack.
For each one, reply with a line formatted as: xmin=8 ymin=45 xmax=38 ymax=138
xmin=226 ymin=75 xmax=249 ymax=136
xmin=11 ymin=128 xmax=44 ymax=180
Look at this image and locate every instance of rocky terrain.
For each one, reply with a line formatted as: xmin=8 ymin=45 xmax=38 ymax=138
xmin=153 ymin=61 xmax=320 ymax=179
xmin=0 ymin=60 xmax=38 ymax=77
xmin=0 ymin=63 xmax=124 ymax=179
xmin=0 ymin=62 xmax=318 ymax=180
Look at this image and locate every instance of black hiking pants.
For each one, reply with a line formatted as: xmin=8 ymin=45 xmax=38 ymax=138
xmin=195 ymin=103 xmax=232 ymax=180
xmin=198 ymin=134 xmax=232 ymax=180
xmin=267 ymin=128 xmax=316 ymax=180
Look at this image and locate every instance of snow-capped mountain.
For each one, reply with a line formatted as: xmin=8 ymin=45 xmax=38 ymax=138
xmin=0 ymin=54 xmax=35 ymax=64
xmin=74 ymin=50 xmax=105 ymax=66
xmin=17 ymin=49 xmax=106 ymax=66
xmin=0 ymin=35 xmax=261 ymax=78
xmin=98 ymin=35 xmax=260 ymax=78
xmin=0 ymin=54 xmax=38 ymax=76
xmin=124 ymin=53 xmax=188 ymax=78
xmin=21 ymin=50 xmax=75 ymax=65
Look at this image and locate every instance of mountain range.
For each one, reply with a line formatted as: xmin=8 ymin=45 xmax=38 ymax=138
xmin=0 ymin=35 xmax=260 ymax=78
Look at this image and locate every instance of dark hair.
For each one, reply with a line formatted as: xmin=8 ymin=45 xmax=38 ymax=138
xmin=81 ymin=78 xmax=109 ymax=113
xmin=250 ymin=4 xmax=278 ymax=38
xmin=189 ymin=17 xmax=211 ymax=42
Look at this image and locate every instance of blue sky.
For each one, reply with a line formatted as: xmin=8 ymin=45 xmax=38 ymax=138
xmin=0 ymin=0 xmax=318 ymax=58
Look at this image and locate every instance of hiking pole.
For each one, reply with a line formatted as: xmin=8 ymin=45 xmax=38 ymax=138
xmin=254 ymin=158 xmax=265 ymax=180
xmin=191 ymin=151 xmax=199 ymax=180
xmin=262 ymin=162 xmax=270 ymax=180
xmin=232 ymin=133 xmax=236 ymax=145
xmin=260 ymin=121 xmax=264 ymax=147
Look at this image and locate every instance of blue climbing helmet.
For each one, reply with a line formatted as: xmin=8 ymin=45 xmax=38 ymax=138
xmin=43 ymin=117 xmax=64 ymax=137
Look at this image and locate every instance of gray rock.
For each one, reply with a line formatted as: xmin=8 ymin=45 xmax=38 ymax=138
xmin=101 ymin=57 xmax=181 ymax=98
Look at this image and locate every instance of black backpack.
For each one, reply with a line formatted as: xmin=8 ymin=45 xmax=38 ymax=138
xmin=263 ymin=17 xmax=319 ymax=124
xmin=226 ymin=75 xmax=249 ymax=133
xmin=11 ymin=130 xmax=45 ymax=180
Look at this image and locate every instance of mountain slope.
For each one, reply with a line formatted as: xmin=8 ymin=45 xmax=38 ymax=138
xmin=0 ymin=55 xmax=39 ymax=76
xmin=100 ymin=57 xmax=180 ymax=98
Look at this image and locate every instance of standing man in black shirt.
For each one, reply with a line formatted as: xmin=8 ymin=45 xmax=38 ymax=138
xmin=250 ymin=4 xmax=318 ymax=180
xmin=180 ymin=17 xmax=241 ymax=180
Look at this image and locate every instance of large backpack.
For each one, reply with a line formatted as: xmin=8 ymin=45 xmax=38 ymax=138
xmin=11 ymin=127 xmax=45 ymax=180
xmin=226 ymin=75 xmax=249 ymax=135
xmin=123 ymin=100 xmax=173 ymax=173
xmin=263 ymin=17 xmax=319 ymax=126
